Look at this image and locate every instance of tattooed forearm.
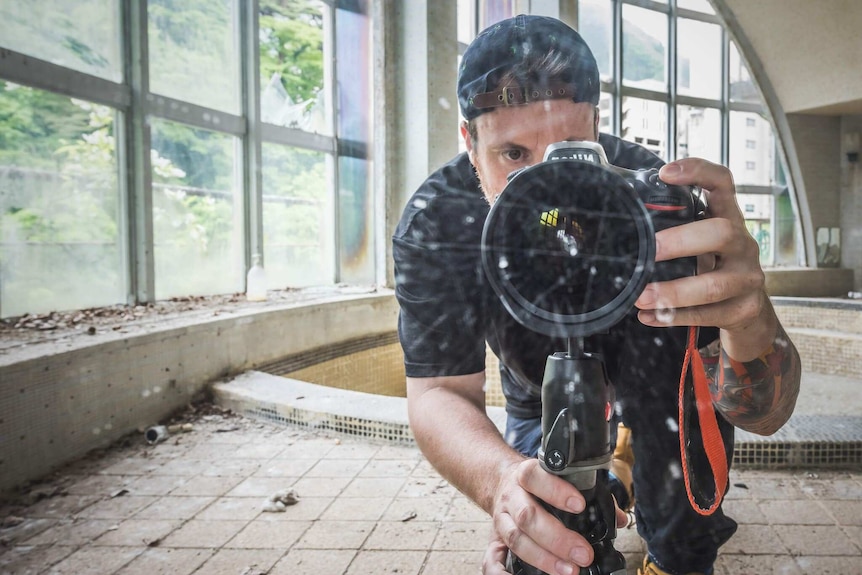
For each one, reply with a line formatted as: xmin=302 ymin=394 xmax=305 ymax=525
xmin=700 ymin=324 xmax=801 ymax=435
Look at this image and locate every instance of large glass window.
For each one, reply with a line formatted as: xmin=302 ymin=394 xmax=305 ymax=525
xmin=259 ymin=0 xmax=329 ymax=133
xmin=151 ymin=120 xmax=242 ymax=299
xmin=677 ymin=105 xmax=722 ymax=163
xmin=729 ymin=111 xmax=776 ymax=187
xmin=261 ymin=144 xmax=333 ymax=287
xmin=335 ymin=3 xmax=373 ymax=284
xmin=622 ymin=97 xmax=667 ymax=160
xmin=571 ymin=0 xmax=801 ymax=266
xmin=479 ymin=0 xmax=516 ymax=27
xmin=0 ymin=0 xmax=122 ymax=82
xmin=0 ymin=82 xmax=123 ymax=317
xmin=0 ymin=0 xmax=374 ymax=319
xmin=338 ymin=156 xmax=373 ymax=282
xmin=148 ymin=0 xmax=242 ymax=114
xmin=677 ymin=18 xmax=722 ymax=100
xmin=578 ymin=0 xmax=613 ymax=83
xmin=622 ymin=5 xmax=668 ymax=92
xmin=729 ymin=41 xmax=760 ymax=104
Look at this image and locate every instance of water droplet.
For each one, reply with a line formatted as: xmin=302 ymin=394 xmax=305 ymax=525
xmin=653 ymin=337 xmax=664 ymax=347
xmin=614 ymin=276 xmax=625 ymax=289
xmin=505 ymin=429 xmax=519 ymax=445
xmin=498 ymin=256 xmax=509 ymax=269
xmin=153 ymin=386 xmax=162 ymax=394
xmin=413 ymin=198 xmax=428 ymax=209
xmin=438 ymin=97 xmax=451 ymax=110
xmin=655 ymin=299 xmax=676 ymax=323
xmin=141 ymin=389 xmax=151 ymax=398
xmin=465 ymin=215 xmax=475 ymax=224
xmin=665 ymin=417 xmax=679 ymax=432
xmin=668 ymin=462 xmax=682 ymax=479
xmin=590 ymin=266 xmax=597 ymax=276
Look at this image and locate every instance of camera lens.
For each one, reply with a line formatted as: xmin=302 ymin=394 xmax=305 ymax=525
xmin=482 ymin=160 xmax=655 ymax=337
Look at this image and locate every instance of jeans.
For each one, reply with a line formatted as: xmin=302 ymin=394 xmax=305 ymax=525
xmin=505 ymin=408 xmax=736 ymax=575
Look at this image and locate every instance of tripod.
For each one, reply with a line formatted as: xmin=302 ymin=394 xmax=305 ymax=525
xmin=507 ymin=337 xmax=627 ymax=575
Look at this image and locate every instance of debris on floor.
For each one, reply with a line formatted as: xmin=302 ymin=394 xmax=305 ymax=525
xmin=261 ymin=488 xmax=300 ymax=512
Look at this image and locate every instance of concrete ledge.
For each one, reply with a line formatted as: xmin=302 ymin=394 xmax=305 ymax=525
xmin=772 ymin=297 xmax=862 ymax=377
xmin=214 ymin=372 xmax=861 ymax=470
xmin=765 ymin=267 xmax=854 ymax=297
xmin=213 ymin=371 xmax=508 ymax=443
xmin=0 ymin=291 xmax=399 ymax=494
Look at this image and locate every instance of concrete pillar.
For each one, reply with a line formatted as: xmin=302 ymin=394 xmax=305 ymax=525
xmin=378 ymin=1 xmax=459 ymax=287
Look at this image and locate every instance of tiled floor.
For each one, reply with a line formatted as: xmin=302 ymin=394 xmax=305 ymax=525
xmin=1 ymin=409 xmax=860 ymax=575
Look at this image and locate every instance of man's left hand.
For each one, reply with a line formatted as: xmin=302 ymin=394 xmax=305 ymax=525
xmin=634 ymin=158 xmax=775 ymax=359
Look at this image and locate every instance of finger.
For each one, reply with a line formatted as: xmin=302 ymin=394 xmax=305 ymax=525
xmin=495 ymin=512 xmax=582 ymax=575
xmin=659 ymin=158 xmax=744 ymax=221
xmin=516 ymin=459 xmax=585 ymax=514
xmin=636 ymin=268 xmax=763 ymax=313
xmin=507 ymin=463 xmax=593 ymax=568
xmin=637 ymin=292 xmax=763 ymax=331
xmin=497 ymin=492 xmax=593 ymax=569
xmin=482 ymin=536 xmax=513 ymax=575
xmin=616 ymin=506 xmax=628 ymax=528
xmin=651 ymin=218 xmax=738 ymax=263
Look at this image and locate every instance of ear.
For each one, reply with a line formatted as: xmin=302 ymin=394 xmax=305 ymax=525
xmin=593 ymin=106 xmax=600 ymax=140
xmin=460 ymin=121 xmax=474 ymax=156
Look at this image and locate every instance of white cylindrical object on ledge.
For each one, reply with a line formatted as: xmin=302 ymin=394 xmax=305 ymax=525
xmin=246 ymin=253 xmax=267 ymax=302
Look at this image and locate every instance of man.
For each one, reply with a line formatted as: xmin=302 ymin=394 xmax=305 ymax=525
xmin=393 ymin=15 xmax=800 ymax=575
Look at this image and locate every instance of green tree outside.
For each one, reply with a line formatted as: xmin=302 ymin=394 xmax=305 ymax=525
xmin=0 ymin=0 xmax=332 ymax=317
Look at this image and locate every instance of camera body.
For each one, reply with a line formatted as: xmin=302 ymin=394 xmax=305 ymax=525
xmin=541 ymin=140 xmax=703 ymax=285
xmin=482 ymin=140 xmax=704 ymax=339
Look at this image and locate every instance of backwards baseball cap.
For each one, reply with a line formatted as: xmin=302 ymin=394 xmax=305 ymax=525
xmin=458 ymin=14 xmax=600 ymax=121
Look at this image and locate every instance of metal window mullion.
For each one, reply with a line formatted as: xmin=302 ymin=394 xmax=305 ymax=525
xmin=721 ymin=26 xmax=730 ymax=166
xmin=125 ymin=0 xmax=155 ymax=303
xmin=623 ymin=0 xmax=670 ymax=12
xmin=241 ymin=0 xmax=263 ymax=277
xmin=143 ymin=95 xmax=246 ymax=136
xmin=326 ymin=4 xmax=340 ymax=284
xmin=676 ymin=6 xmax=720 ymax=24
xmin=619 ymin=85 xmax=671 ymax=102
xmin=260 ymin=124 xmax=336 ymax=153
xmin=676 ymin=94 xmax=722 ymax=109
xmin=728 ymin=101 xmax=763 ymax=115
xmin=613 ymin=0 xmax=623 ymax=136
xmin=668 ymin=0 xmax=677 ymax=161
xmin=0 ymin=48 xmax=131 ymax=109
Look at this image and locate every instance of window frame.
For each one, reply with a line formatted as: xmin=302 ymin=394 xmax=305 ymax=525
xmin=0 ymin=0 xmax=372 ymax=316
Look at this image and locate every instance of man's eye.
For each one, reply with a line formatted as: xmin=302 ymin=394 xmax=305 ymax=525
xmin=504 ymin=149 xmax=524 ymax=161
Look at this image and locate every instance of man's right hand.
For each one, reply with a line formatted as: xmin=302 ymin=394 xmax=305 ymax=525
xmin=489 ymin=458 xmax=595 ymax=575
xmin=485 ymin=469 xmax=631 ymax=575
xmin=406 ymin=374 xmax=602 ymax=575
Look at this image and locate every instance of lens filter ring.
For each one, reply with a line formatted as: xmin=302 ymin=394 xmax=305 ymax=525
xmin=481 ymin=160 xmax=656 ymax=338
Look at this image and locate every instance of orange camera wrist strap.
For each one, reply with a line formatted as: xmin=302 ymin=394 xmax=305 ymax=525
xmin=679 ymin=325 xmax=728 ymax=515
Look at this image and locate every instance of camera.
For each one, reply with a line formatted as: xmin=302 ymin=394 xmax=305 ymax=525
xmin=484 ymin=143 xmax=705 ymax=574
xmin=481 ymin=140 xmax=704 ymax=339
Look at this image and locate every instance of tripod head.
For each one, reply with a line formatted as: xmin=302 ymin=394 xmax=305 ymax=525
xmin=505 ymin=337 xmax=626 ymax=575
